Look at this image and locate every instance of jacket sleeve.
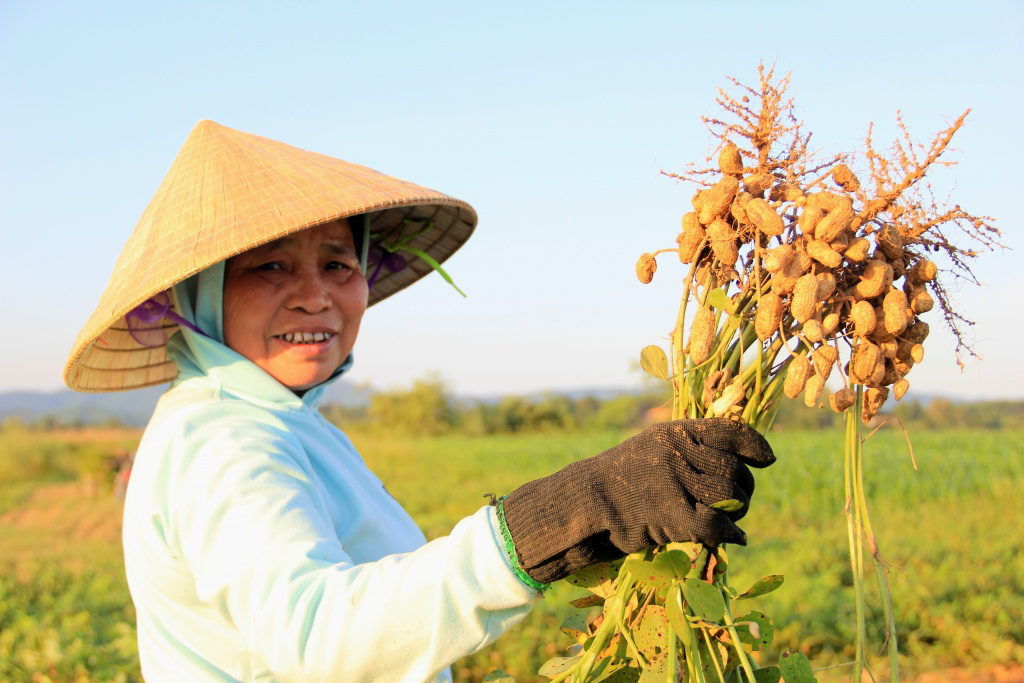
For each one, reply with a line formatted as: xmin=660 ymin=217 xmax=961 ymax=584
xmin=164 ymin=403 xmax=539 ymax=682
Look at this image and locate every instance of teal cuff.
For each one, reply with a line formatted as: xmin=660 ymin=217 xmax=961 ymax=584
xmin=495 ymin=496 xmax=550 ymax=593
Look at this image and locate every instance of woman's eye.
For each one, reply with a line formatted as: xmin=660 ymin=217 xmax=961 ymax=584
xmin=326 ymin=260 xmax=353 ymax=271
xmin=257 ymin=261 xmax=283 ymax=271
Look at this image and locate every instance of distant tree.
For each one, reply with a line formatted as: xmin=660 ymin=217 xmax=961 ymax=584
xmin=367 ymin=374 xmax=454 ymax=435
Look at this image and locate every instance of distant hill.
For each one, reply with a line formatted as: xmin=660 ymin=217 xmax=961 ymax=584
xmin=0 ymin=381 xmax=371 ymax=427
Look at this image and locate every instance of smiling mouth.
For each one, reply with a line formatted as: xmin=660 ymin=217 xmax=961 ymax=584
xmin=275 ymin=332 xmax=335 ymax=344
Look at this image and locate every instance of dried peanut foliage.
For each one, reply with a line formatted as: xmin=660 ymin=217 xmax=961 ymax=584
xmin=518 ymin=65 xmax=1000 ymax=683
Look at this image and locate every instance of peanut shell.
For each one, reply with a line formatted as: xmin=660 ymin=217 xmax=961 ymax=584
xmin=804 ymin=374 xmax=825 ymax=408
xmin=807 ymin=239 xmax=842 ymax=268
xmin=803 ymin=319 xmax=823 ymax=343
xmin=904 ymin=320 xmax=930 ymax=344
xmin=862 ymin=386 xmax=888 ymax=423
xmin=883 ymin=289 xmax=909 ymax=335
xmin=844 ymin=237 xmax=871 ymax=262
xmin=730 ymin=199 xmax=749 ymax=226
xmin=698 ymin=176 xmax=740 ymax=225
xmin=746 ymin=198 xmax=785 ymax=236
xmin=708 ymin=218 xmax=738 ymax=267
xmin=890 ymin=257 xmax=906 ymax=280
xmin=688 ymin=306 xmax=716 ymax=365
xmin=875 ymin=224 xmax=904 ymax=260
xmin=719 ymin=142 xmax=744 ymax=175
xmin=829 ymin=231 xmax=850 ymax=253
xmin=798 ymin=205 xmax=824 ymax=238
xmin=815 ymin=272 xmax=837 ymax=300
xmin=743 ymin=173 xmax=773 ymax=197
xmin=770 ymin=182 xmax=804 ymax=202
xmin=712 ymin=378 xmax=745 ymax=416
xmin=854 ymin=260 xmax=894 ymax=299
xmin=771 ymin=257 xmax=804 ymax=295
xmin=869 ymin=360 xmax=886 ymax=385
xmin=832 ymin=163 xmax=860 ymax=192
xmin=822 ymin=312 xmax=840 ymax=336
xmin=806 ymin=192 xmax=847 ymax=212
xmin=909 ymin=287 xmax=934 ymax=314
xmin=636 ymin=253 xmax=657 ymax=284
xmin=793 ymin=237 xmax=814 ymax=272
xmin=911 ymin=344 xmax=925 ymax=363
xmin=830 ymin=388 xmax=857 ymax=413
xmin=813 ymin=344 xmax=838 ymax=380
xmin=815 ymin=200 xmax=855 ymax=242
xmin=764 ymin=243 xmax=794 ymax=273
xmin=792 ymin=274 xmax=819 ymax=323
xmin=882 ymin=360 xmax=901 ymax=386
xmin=868 ymin=306 xmax=897 ymax=343
xmin=893 ymin=356 xmax=914 ymax=377
xmin=851 ymin=300 xmax=876 ymax=337
xmin=677 ymin=212 xmax=705 ymax=264
xmin=784 ymin=355 xmax=812 ymax=399
xmin=755 ymin=293 xmax=784 ymax=340
xmin=894 ymin=378 xmax=910 ymax=400
xmin=907 ymin=258 xmax=938 ymax=283
xmin=851 ymin=340 xmax=881 ymax=384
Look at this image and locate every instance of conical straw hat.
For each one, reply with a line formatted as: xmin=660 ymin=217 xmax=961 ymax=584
xmin=64 ymin=120 xmax=477 ymax=393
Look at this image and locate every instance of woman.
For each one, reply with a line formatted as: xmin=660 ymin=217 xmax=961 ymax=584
xmin=65 ymin=121 xmax=775 ymax=682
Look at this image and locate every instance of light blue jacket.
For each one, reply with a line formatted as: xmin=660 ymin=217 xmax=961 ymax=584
xmin=122 ymin=264 xmax=538 ymax=682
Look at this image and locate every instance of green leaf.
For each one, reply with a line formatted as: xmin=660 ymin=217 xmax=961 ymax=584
xmin=737 ymin=574 xmax=785 ymax=600
xmin=709 ymin=498 xmax=744 ymax=512
xmin=686 ymin=547 xmax=709 ymax=579
xmin=752 ymin=665 xmax=782 ymax=683
xmin=560 ymin=613 xmax=590 ymax=641
xmin=569 ymin=594 xmax=605 ymax=608
xmin=633 ymin=605 xmax=671 ymax=661
xmin=565 ymin=561 xmax=619 ymax=597
xmin=600 ymin=665 xmax=643 ymax=683
xmin=639 ymin=345 xmax=669 ymax=380
xmin=681 ymin=577 xmax=726 ymax=623
xmin=483 ymin=670 xmax=518 ymax=682
xmin=391 ymin=244 xmax=467 ymax=297
xmin=665 ymin=585 xmax=690 ymax=642
xmin=636 ymin=650 xmax=669 ymax=682
xmin=621 ymin=557 xmax=675 ymax=591
xmin=665 ymin=541 xmax=703 ymax=562
xmin=778 ymin=651 xmax=816 ymax=682
xmin=734 ymin=611 xmax=774 ymax=650
xmin=587 ymin=656 xmax=635 ymax=683
xmin=694 ymin=627 xmax=728 ymax=680
xmin=710 ymin=545 xmax=729 ymax=575
xmin=706 ymin=287 xmax=736 ymax=313
xmin=652 ymin=548 xmax=692 ymax=580
xmin=538 ymin=654 xmax=582 ymax=677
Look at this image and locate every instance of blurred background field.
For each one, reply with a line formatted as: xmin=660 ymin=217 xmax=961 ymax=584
xmin=0 ymin=402 xmax=1022 ymax=682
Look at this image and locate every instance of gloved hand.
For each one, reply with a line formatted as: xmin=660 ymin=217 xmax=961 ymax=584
xmin=499 ymin=419 xmax=775 ymax=585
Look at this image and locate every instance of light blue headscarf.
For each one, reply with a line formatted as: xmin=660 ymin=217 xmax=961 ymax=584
xmin=166 ymin=261 xmax=353 ymax=406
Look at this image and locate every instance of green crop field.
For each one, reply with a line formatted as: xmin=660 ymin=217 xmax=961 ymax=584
xmin=1 ymin=425 xmax=1021 ymax=682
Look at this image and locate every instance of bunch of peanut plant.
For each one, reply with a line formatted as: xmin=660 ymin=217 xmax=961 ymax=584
xmin=486 ymin=64 xmax=999 ymax=683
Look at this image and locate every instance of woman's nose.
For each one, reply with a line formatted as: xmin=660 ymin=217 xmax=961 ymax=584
xmin=286 ymin=271 xmax=332 ymax=313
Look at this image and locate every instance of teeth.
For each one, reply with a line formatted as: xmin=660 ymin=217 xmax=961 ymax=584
xmin=279 ymin=332 xmax=333 ymax=344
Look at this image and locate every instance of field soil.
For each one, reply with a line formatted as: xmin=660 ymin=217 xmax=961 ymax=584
xmin=0 ymin=481 xmax=123 ymax=542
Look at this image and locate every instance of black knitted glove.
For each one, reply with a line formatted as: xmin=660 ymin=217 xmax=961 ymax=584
xmin=500 ymin=419 xmax=775 ymax=585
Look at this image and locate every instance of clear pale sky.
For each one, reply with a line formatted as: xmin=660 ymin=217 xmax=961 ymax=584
xmin=2 ymin=1 xmax=1021 ymax=399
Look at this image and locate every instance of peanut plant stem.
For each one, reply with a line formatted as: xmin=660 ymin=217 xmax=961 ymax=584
xmin=845 ymin=387 xmax=868 ymax=683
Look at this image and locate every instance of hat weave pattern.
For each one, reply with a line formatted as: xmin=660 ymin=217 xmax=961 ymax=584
xmin=65 ymin=120 xmax=476 ymax=392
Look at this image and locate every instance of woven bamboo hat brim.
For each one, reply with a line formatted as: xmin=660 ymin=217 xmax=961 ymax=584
xmin=64 ymin=120 xmax=477 ymax=393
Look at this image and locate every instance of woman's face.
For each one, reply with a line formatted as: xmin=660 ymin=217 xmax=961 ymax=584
xmin=222 ymin=219 xmax=368 ymax=391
